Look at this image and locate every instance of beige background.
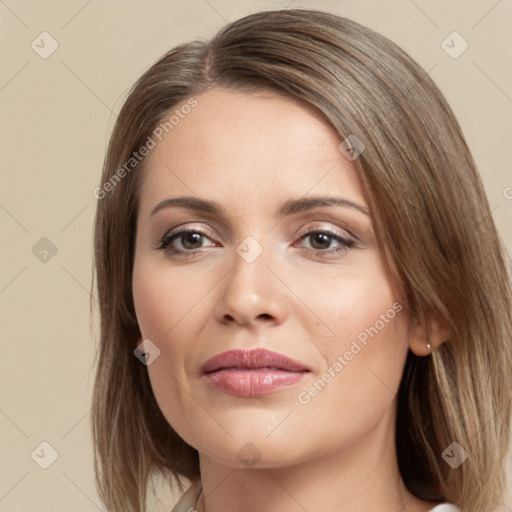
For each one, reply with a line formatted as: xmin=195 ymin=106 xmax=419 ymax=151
xmin=1 ymin=1 xmax=511 ymax=511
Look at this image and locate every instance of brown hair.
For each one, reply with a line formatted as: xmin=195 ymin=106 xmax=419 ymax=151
xmin=91 ymin=7 xmax=512 ymax=511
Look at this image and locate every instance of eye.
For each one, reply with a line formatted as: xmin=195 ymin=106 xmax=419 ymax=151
xmin=156 ymin=227 xmax=217 ymax=256
xmin=154 ymin=225 xmax=355 ymax=259
xmin=294 ymin=227 xmax=355 ymax=258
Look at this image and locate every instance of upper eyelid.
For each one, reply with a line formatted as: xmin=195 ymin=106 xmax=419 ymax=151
xmin=161 ymin=223 xmax=354 ymax=245
xmin=162 ymin=221 xmax=227 ymax=243
xmin=164 ymin=224 xmax=217 ymax=240
xmin=295 ymin=223 xmax=354 ymax=240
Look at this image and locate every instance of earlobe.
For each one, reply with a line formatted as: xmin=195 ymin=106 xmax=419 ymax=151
xmin=408 ymin=312 xmax=452 ymax=356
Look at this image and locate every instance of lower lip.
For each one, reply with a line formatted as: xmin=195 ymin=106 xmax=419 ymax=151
xmin=203 ymin=368 xmax=309 ymax=397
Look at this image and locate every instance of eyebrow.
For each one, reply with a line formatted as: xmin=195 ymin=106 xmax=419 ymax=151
xmin=150 ymin=195 xmax=369 ymax=218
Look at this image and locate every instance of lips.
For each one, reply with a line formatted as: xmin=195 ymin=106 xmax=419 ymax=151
xmin=201 ymin=348 xmax=309 ymax=374
xmin=201 ymin=348 xmax=310 ymax=397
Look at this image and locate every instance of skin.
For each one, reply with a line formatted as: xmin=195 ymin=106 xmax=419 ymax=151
xmin=132 ymin=88 xmax=447 ymax=512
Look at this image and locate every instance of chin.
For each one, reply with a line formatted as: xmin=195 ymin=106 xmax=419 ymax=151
xmin=197 ymin=437 xmax=308 ymax=470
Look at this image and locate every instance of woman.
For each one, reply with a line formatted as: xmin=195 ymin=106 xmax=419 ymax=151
xmin=91 ymin=8 xmax=512 ymax=512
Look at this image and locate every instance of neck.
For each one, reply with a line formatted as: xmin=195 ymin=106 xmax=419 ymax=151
xmin=196 ymin=406 xmax=434 ymax=512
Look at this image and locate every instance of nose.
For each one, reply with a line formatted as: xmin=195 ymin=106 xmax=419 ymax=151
xmin=214 ymin=241 xmax=289 ymax=330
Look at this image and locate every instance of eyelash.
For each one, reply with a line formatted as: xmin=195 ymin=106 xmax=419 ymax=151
xmin=155 ymin=225 xmax=355 ymax=260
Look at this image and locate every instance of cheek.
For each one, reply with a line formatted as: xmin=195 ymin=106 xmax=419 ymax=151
xmin=288 ymin=259 xmax=409 ymax=439
xmin=132 ymin=257 xmax=205 ymax=344
xmin=132 ymin=260 xmax=173 ymax=339
xmin=132 ymin=261 xmax=193 ymax=377
xmin=132 ymin=258 xmax=212 ymax=438
xmin=291 ymin=251 xmax=405 ymax=354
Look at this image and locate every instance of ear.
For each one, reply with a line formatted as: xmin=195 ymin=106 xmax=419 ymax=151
xmin=408 ymin=312 xmax=452 ymax=356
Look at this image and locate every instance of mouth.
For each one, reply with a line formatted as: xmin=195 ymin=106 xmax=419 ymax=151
xmin=201 ymin=348 xmax=310 ymax=397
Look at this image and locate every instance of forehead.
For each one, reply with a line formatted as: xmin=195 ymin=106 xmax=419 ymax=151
xmin=137 ymin=88 xmax=364 ymax=217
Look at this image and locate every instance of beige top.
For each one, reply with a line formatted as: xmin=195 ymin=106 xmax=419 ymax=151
xmin=170 ymin=480 xmax=461 ymax=511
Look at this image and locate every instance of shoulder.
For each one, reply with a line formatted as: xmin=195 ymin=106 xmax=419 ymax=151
xmin=428 ymin=505 xmax=460 ymax=512
xmin=169 ymin=479 xmax=202 ymax=512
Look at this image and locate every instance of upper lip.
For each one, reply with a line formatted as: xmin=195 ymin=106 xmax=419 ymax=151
xmin=201 ymin=348 xmax=309 ymax=374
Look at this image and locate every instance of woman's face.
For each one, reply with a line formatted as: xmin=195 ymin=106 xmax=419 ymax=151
xmin=132 ymin=88 xmax=413 ymax=468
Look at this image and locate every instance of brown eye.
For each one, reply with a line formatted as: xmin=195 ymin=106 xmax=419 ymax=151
xmin=296 ymin=228 xmax=355 ymax=259
xmin=157 ymin=228 xmax=217 ymax=255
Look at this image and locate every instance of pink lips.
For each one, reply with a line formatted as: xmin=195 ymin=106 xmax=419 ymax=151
xmin=201 ymin=348 xmax=310 ymax=397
